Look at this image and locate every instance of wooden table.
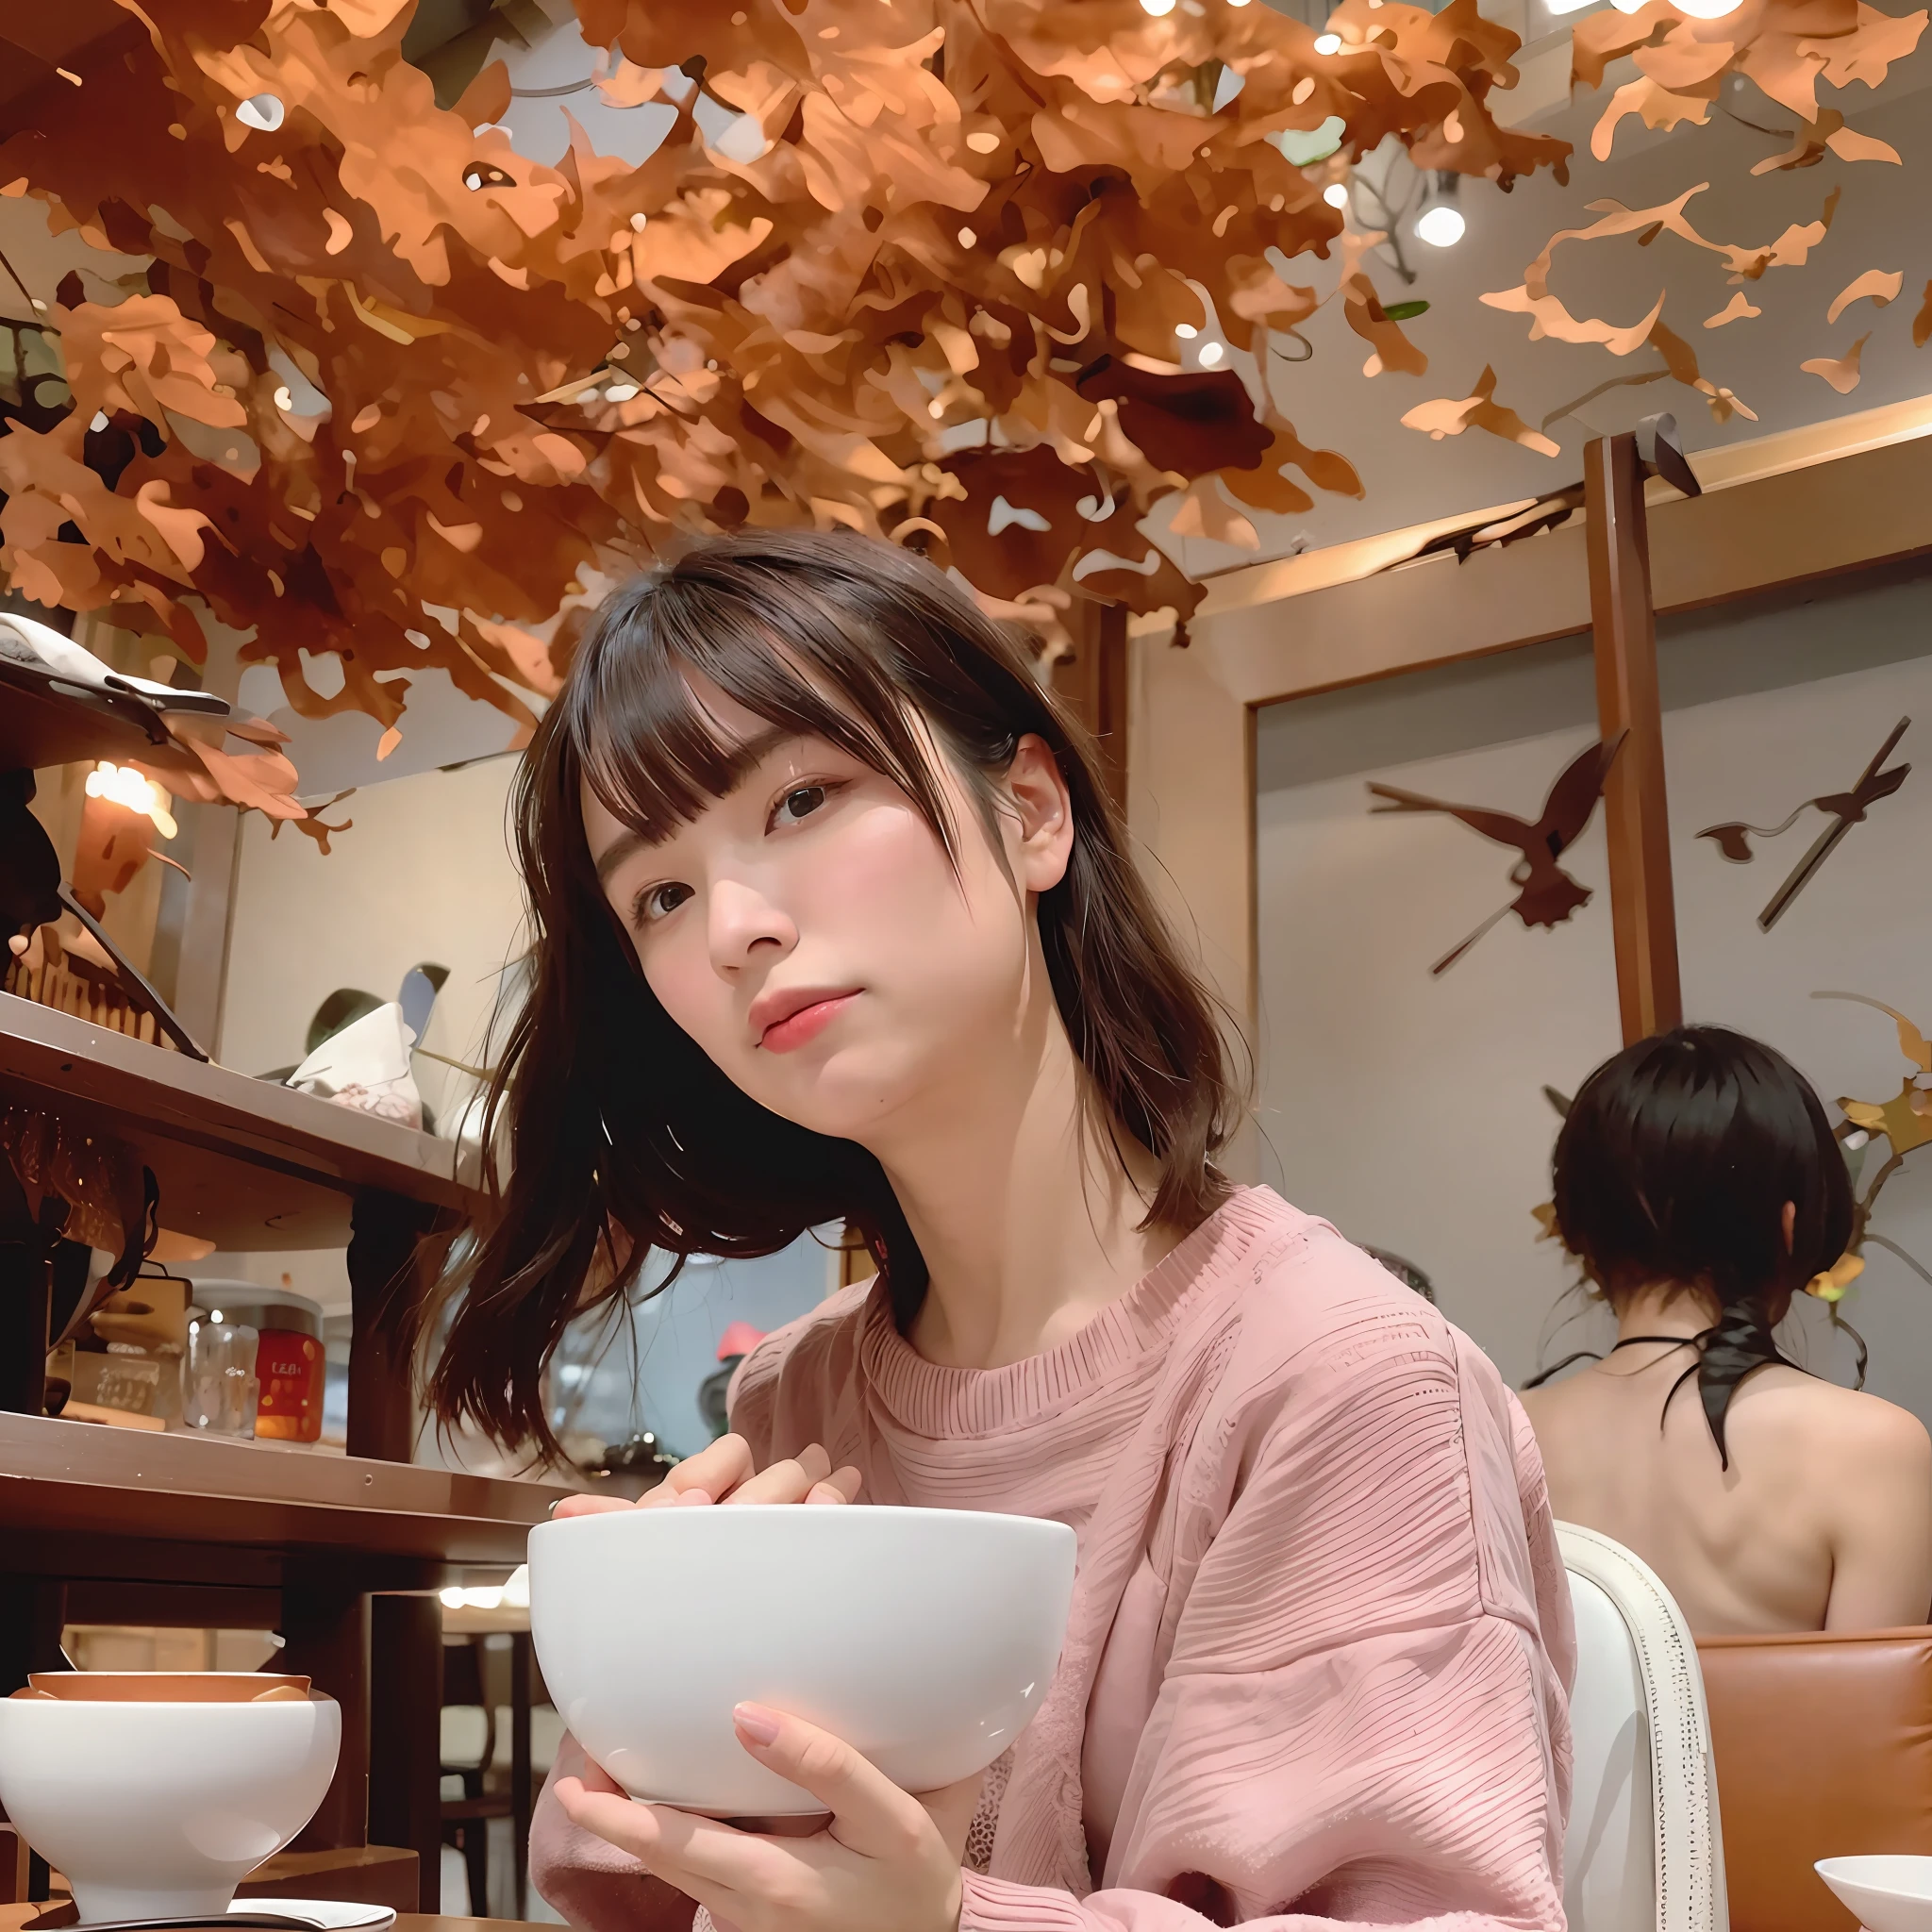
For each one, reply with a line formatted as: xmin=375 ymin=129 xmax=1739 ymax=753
xmin=0 ymin=997 xmax=566 ymax=1911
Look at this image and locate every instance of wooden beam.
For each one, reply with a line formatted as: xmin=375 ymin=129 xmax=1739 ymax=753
xmin=1585 ymin=432 xmax=1681 ymax=1044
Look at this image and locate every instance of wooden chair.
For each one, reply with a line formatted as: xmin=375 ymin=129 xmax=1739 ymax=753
xmin=440 ymin=1635 xmax=511 ymax=1916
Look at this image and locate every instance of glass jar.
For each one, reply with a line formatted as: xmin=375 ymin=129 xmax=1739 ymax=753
xmin=184 ymin=1317 xmax=260 ymax=1438
xmin=186 ymin=1284 xmax=326 ymax=1444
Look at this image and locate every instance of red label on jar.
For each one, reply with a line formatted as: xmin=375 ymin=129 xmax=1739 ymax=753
xmin=255 ymin=1328 xmax=324 ymax=1442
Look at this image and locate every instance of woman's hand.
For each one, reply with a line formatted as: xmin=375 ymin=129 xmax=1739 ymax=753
xmin=554 ymin=1436 xmax=861 ymax=1519
xmin=553 ymin=1705 xmax=979 ymax=1932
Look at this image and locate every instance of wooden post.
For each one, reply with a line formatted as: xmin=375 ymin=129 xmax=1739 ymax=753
xmin=368 ymin=1593 xmax=443 ymax=1912
xmin=1051 ymin=599 xmax=1129 ymax=817
xmin=1585 ymin=433 xmax=1683 ymax=1044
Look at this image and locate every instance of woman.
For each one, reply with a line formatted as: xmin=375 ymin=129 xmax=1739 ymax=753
xmin=429 ymin=530 xmax=1573 ymax=1932
xmin=1521 ymin=1025 xmax=1932 ymax=1636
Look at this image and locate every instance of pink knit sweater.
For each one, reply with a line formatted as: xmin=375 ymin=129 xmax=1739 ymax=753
xmin=529 ymin=1187 xmax=1575 ymax=1932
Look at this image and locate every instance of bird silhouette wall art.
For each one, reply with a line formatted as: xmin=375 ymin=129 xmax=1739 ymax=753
xmin=1697 ymin=718 xmax=1911 ymax=930
xmin=1367 ymin=732 xmax=1626 ymax=975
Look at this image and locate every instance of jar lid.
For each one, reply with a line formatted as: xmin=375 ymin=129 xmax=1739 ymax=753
xmin=188 ymin=1281 xmax=324 ymax=1338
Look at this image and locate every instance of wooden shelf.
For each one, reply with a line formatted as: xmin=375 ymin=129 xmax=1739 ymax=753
xmin=0 ymin=1414 xmax=560 ymax=1564
xmin=0 ymin=992 xmax=483 ymax=1250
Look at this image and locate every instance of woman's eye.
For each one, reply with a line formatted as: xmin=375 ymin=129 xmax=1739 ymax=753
xmin=773 ymin=784 xmax=829 ymax=827
xmin=638 ymin=881 xmax=692 ymax=924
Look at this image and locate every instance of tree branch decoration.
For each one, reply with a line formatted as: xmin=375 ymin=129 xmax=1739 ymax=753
xmin=0 ymin=0 xmax=1570 ymax=725
xmin=1697 ymin=715 xmax=1910 ymax=929
xmin=1811 ymin=991 xmax=1932 ymax=1295
xmin=1367 ymin=731 xmax=1624 ymax=974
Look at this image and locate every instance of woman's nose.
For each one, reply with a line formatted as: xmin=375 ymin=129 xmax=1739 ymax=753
xmin=708 ymin=876 xmax=796 ymax=973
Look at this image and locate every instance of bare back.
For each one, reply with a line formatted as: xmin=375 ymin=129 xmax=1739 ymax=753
xmin=1522 ymin=1341 xmax=1932 ymax=1636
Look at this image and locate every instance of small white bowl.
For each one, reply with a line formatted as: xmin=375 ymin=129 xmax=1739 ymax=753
xmin=529 ymin=1504 xmax=1076 ymax=1816
xmin=1817 ymin=1856 xmax=1932 ymax=1932
xmin=0 ymin=1681 xmax=341 ymax=1923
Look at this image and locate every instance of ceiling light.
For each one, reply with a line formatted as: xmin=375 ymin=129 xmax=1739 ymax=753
xmin=603 ymin=382 xmax=641 ymax=402
xmin=1140 ymin=0 xmax=1175 ymax=15
xmin=1323 ymin=181 xmax=1349 ymax=208
xmin=236 ymin=92 xmax=285 ymax=132
xmin=1670 ymin=0 xmax=1743 ymax=16
xmin=1197 ymin=341 xmax=1225 ymax=367
xmin=1413 ymin=172 xmax=1465 ymax=247
xmin=274 ymin=385 xmax=293 ymax=411
xmin=1175 ymin=323 xmax=1199 ymax=339
xmin=1313 ymin=32 xmax=1343 ymax=53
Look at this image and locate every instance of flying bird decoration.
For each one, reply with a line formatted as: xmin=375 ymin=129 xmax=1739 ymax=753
xmin=1368 ymin=732 xmax=1626 ymax=974
xmin=1698 ymin=718 xmax=1911 ymax=929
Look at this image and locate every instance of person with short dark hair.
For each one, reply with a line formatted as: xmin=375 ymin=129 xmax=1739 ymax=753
xmin=1522 ymin=1024 xmax=1932 ymax=1635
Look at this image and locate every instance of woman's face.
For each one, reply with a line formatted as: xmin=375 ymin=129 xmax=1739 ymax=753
xmin=584 ymin=679 xmax=1074 ymax=1147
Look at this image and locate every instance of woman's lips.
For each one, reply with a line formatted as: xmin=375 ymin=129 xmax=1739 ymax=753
xmin=759 ymin=991 xmax=860 ymax=1054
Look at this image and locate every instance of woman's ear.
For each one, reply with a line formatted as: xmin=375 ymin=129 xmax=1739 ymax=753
xmin=1782 ymin=1200 xmax=1796 ymax=1253
xmin=1003 ymin=734 xmax=1074 ymax=895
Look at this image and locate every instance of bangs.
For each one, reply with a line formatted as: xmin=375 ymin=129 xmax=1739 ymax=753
xmin=564 ymin=564 xmax=965 ymax=857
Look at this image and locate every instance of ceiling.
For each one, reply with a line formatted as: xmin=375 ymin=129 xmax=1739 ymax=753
xmin=3 ymin=0 xmax=1928 ymax=783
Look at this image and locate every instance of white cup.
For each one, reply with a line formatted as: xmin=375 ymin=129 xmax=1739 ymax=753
xmin=0 ymin=1684 xmax=341 ymax=1922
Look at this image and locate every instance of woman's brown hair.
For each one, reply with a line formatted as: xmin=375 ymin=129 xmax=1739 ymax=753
xmin=425 ymin=529 xmax=1243 ymax=1457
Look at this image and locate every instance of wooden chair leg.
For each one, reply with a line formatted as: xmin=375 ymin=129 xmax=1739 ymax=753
xmin=463 ymin=1821 xmax=490 ymax=1920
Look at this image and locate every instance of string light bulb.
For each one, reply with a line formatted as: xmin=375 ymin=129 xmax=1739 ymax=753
xmin=1323 ymin=181 xmax=1349 ymax=208
xmin=1413 ymin=172 xmax=1465 ymax=248
xmin=1313 ymin=31 xmax=1343 ymax=52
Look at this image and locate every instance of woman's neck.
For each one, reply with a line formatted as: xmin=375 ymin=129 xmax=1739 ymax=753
xmin=1612 ymin=1280 xmax=1718 ymax=1343
xmin=869 ymin=947 xmax=1179 ymax=1372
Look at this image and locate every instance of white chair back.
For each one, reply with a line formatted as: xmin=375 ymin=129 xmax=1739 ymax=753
xmin=1558 ymin=1523 xmax=1728 ymax=1932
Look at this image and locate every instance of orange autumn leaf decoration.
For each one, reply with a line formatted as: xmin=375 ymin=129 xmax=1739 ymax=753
xmin=1802 ymin=334 xmax=1871 ymax=393
xmin=0 ymin=0 xmax=1567 ymax=680
xmin=1401 ymin=366 xmax=1559 ymax=458
xmin=1825 ymin=268 xmax=1903 ymax=324
xmin=1482 ymin=0 xmax=1924 ymax=434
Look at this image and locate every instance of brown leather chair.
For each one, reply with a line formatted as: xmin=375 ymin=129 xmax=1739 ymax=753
xmin=1697 ymin=1627 xmax=1932 ymax=1932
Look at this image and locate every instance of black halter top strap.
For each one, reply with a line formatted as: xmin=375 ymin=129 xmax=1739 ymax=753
xmin=1525 ymin=1320 xmax=1791 ymax=1472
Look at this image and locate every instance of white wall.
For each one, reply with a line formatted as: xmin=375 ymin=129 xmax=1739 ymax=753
xmin=221 ymin=752 xmax=528 ymax=1108
xmin=1257 ymin=558 xmax=1932 ymax=1421
xmin=209 ymin=753 xmax=528 ymax=1315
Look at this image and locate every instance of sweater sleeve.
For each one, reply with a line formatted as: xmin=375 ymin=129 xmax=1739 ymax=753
xmin=528 ymin=1732 xmax=698 ymax=1932
xmin=963 ymin=1296 xmax=1570 ymax=1932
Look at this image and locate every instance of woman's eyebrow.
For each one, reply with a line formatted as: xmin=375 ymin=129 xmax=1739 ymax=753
xmin=591 ymin=725 xmax=801 ymax=883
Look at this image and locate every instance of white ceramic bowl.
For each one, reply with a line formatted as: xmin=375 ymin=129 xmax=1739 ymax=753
xmin=0 ymin=1683 xmax=341 ymax=1922
xmin=1817 ymin=1856 xmax=1932 ymax=1932
xmin=529 ymin=1504 xmax=1076 ymax=1815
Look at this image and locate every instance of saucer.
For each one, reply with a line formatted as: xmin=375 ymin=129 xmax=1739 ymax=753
xmin=231 ymin=1904 xmax=395 ymax=1930
xmin=41 ymin=1903 xmax=396 ymax=1932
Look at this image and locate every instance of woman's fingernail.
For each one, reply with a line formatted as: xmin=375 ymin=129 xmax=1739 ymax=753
xmin=734 ymin=1703 xmax=781 ymax=1746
